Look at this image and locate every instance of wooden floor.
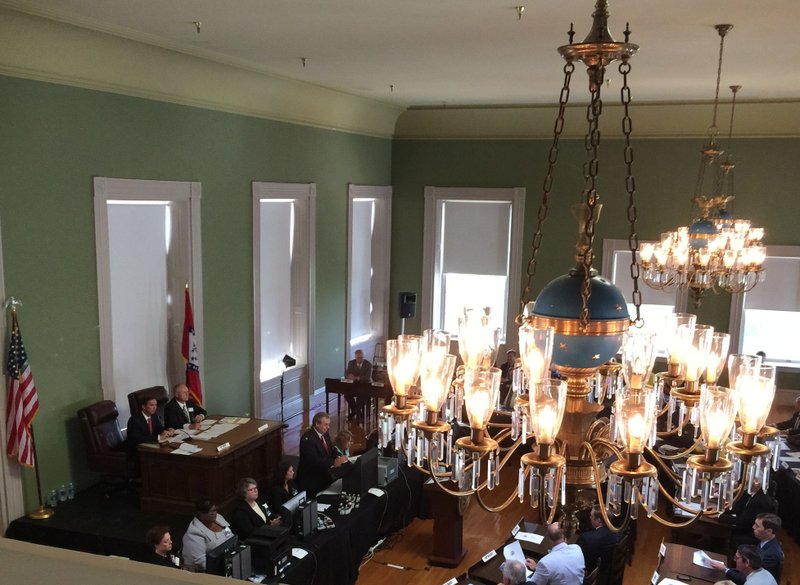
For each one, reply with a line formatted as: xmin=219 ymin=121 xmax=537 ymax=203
xmin=281 ymin=397 xmax=799 ymax=585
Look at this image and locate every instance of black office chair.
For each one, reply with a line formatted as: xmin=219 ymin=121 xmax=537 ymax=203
xmin=77 ymin=400 xmax=134 ymax=493
xmin=126 ymin=385 xmax=168 ymax=420
xmin=583 ymin=564 xmax=601 ymax=585
xmin=605 ymin=529 xmax=630 ymax=585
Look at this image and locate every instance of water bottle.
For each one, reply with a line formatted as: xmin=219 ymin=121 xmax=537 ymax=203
xmin=67 ymin=482 xmax=75 ymax=500
xmin=47 ymin=489 xmax=57 ymax=507
xmin=58 ymin=484 xmax=67 ymax=502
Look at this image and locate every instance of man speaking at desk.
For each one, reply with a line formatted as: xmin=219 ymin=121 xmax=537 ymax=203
xmin=297 ymin=412 xmax=349 ymax=496
xmin=164 ymin=383 xmax=207 ymax=430
xmin=127 ymin=397 xmax=175 ymax=449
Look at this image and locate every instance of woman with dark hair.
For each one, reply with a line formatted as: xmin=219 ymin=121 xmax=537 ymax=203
xmin=144 ymin=525 xmax=179 ymax=568
xmin=229 ymin=477 xmax=281 ymax=539
xmin=268 ymin=461 xmax=299 ymax=512
xmin=181 ymin=496 xmax=233 ymax=572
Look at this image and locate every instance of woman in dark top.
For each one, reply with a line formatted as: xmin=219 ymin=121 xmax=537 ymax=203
xmin=268 ymin=461 xmax=299 ymax=512
xmin=144 ymin=524 xmax=178 ymax=568
xmin=229 ymin=477 xmax=281 ymax=540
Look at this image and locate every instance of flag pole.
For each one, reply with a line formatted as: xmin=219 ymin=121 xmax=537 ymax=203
xmin=26 ymin=423 xmax=53 ymax=519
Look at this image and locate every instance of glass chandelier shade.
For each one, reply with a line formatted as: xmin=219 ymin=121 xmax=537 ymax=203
xmin=678 ymin=324 xmax=714 ymax=384
xmin=699 ymin=385 xmax=737 ymax=449
xmin=735 ymin=364 xmax=776 ymax=435
xmin=615 ymin=386 xmax=658 ymax=455
xmin=663 ymin=313 xmax=696 ymax=373
xmin=419 ymin=351 xmax=457 ymax=414
xmin=705 ymin=332 xmax=731 ymax=384
xmin=518 ymin=323 xmax=555 ymax=385
xmin=727 ymin=353 xmax=762 ymax=392
xmin=620 ymin=329 xmax=657 ymax=390
xmin=463 ymin=367 xmax=501 ymax=431
xmin=386 ymin=335 xmax=421 ymax=398
xmin=528 ymin=378 xmax=567 ymax=446
xmin=457 ymin=307 xmax=500 ymax=370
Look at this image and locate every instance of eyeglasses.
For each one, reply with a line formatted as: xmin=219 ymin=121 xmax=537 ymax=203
xmin=246 ymin=486 xmax=258 ymax=492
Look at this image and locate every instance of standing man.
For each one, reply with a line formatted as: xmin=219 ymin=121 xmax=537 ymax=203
xmin=576 ymin=505 xmax=619 ymax=576
xmin=296 ymin=412 xmax=349 ymax=496
xmin=164 ymin=382 xmax=207 ymax=430
xmin=710 ymin=513 xmax=784 ymax=584
xmin=345 ymin=349 xmax=372 ymax=418
xmin=525 ymin=522 xmax=585 ymax=585
xmin=127 ymin=397 xmax=174 ymax=452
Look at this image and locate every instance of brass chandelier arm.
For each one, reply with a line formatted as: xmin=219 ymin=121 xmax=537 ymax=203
xmin=648 ymin=437 xmax=704 ymax=461
xmin=475 ymin=476 xmax=529 ymax=513
xmin=581 ymin=441 xmax=630 ymax=533
xmin=645 ymin=446 xmax=681 ymax=482
xmin=536 ymin=463 xmax=565 ymax=525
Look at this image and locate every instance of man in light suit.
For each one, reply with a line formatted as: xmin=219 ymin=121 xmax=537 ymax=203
xmin=711 ymin=513 xmax=784 ymax=585
xmin=525 ymin=522 xmax=585 ymax=585
xmin=296 ymin=412 xmax=349 ymax=496
xmin=164 ymin=383 xmax=207 ymax=430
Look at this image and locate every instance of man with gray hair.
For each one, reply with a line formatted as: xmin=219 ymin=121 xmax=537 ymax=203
xmin=498 ymin=559 xmax=527 ymax=585
xmin=525 ymin=522 xmax=585 ymax=585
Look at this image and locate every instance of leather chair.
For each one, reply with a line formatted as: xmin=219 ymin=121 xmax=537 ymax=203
xmin=77 ymin=400 xmax=130 ymax=485
xmin=605 ymin=530 xmax=630 ymax=585
xmin=126 ymin=385 xmax=169 ymax=421
xmin=583 ymin=564 xmax=600 ymax=585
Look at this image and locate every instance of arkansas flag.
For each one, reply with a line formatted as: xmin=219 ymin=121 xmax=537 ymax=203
xmin=182 ymin=286 xmax=203 ymax=405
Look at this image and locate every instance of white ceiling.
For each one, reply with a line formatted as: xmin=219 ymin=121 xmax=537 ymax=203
xmin=4 ymin=0 xmax=800 ymax=108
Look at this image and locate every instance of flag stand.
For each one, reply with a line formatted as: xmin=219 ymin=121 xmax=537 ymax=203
xmin=26 ymin=424 xmax=53 ymax=520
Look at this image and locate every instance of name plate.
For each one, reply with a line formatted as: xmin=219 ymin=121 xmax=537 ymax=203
xmin=511 ymin=524 xmax=520 ymax=536
xmin=258 ymin=423 xmax=270 ymax=432
xmin=651 ymin=571 xmax=659 ymax=585
xmin=442 ymin=578 xmax=458 ymax=585
xmin=659 ymin=542 xmax=666 ymax=558
xmin=216 ymin=442 xmax=231 ymax=453
xmin=481 ymin=550 xmax=497 ymax=563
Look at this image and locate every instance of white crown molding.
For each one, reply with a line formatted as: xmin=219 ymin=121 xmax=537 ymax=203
xmin=395 ymin=100 xmax=800 ymax=140
xmin=0 ymin=6 xmax=402 ymax=138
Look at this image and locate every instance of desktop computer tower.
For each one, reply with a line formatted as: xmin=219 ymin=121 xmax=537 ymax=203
xmin=296 ymin=499 xmax=318 ymax=537
xmin=228 ymin=544 xmax=252 ymax=580
xmin=378 ymin=456 xmax=398 ymax=486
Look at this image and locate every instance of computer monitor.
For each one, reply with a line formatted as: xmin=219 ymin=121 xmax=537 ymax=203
xmin=279 ymin=489 xmax=307 ymax=527
xmin=205 ymin=533 xmax=239 ymax=576
xmin=342 ymin=447 xmax=378 ymax=496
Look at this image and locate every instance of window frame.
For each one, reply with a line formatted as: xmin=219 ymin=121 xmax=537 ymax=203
xmin=421 ymin=186 xmax=525 ymax=348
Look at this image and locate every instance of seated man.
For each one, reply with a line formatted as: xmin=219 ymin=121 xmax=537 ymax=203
xmin=127 ymin=397 xmax=174 ymax=454
xmin=576 ymin=505 xmax=618 ymax=577
xmin=719 ymin=480 xmax=774 ymax=548
xmin=711 ymin=513 xmax=784 ymax=585
xmin=345 ymin=349 xmax=372 ymax=418
xmin=296 ymin=412 xmax=349 ymax=496
xmin=712 ymin=545 xmax=777 ymax=585
xmin=525 ymin=522 xmax=585 ymax=585
xmin=773 ymin=395 xmax=800 ymax=448
xmin=498 ymin=559 xmax=527 ymax=585
xmin=164 ymin=382 xmax=207 ymax=430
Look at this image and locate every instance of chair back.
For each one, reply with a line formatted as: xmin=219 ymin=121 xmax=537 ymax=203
xmin=583 ymin=564 xmax=600 ymax=585
xmin=77 ymin=400 xmax=128 ymax=475
xmin=605 ymin=529 xmax=630 ymax=585
xmin=127 ymin=386 xmax=169 ymax=421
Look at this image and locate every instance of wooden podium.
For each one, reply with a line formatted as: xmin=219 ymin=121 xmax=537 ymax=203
xmin=424 ymin=480 xmax=468 ymax=567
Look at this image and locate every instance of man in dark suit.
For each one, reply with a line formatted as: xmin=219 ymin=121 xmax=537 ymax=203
xmin=576 ymin=505 xmax=619 ymax=581
xmin=720 ymin=482 xmax=775 ymax=548
xmin=296 ymin=412 xmax=349 ymax=496
xmin=711 ymin=513 xmax=784 ymax=584
xmin=164 ymin=383 xmax=207 ymax=430
xmin=345 ymin=349 xmax=372 ymax=418
xmin=127 ymin=397 xmax=174 ymax=454
xmin=774 ymin=395 xmax=800 ymax=448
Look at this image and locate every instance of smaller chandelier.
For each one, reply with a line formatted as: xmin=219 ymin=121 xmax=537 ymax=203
xmin=638 ymin=25 xmax=766 ymax=306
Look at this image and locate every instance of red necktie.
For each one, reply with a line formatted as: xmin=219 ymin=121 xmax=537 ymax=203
xmin=322 ymin=435 xmax=329 ymax=455
xmin=147 ymin=417 xmax=153 ymax=435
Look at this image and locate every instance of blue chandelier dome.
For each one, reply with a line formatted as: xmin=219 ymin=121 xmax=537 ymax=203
xmin=531 ymin=269 xmax=629 ymax=370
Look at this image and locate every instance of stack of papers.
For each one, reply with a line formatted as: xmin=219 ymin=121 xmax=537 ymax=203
xmin=693 ymin=550 xmax=715 ymax=568
xmin=194 ymin=422 xmax=237 ymax=441
xmin=171 ymin=443 xmax=202 ymax=455
xmin=219 ymin=416 xmax=250 ymax=424
xmin=515 ymin=531 xmax=545 ymax=544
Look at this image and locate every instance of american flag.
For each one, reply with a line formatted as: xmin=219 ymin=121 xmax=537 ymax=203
xmin=5 ymin=312 xmax=40 ymax=467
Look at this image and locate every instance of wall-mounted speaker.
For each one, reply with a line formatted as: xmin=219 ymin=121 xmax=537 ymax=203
xmin=399 ymin=292 xmax=417 ymax=319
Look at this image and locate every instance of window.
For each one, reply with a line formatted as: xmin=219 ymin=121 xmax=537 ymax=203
xmin=94 ymin=177 xmax=203 ymax=423
xmin=602 ymin=238 xmax=685 ymax=334
xmin=422 ymin=187 xmax=525 ymax=346
xmin=347 ymin=184 xmax=391 ymax=363
xmin=729 ymin=245 xmax=800 ymax=369
xmin=253 ymin=182 xmax=314 ymax=420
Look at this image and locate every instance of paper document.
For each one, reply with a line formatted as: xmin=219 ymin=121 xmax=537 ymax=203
xmin=693 ymin=550 xmax=715 ymax=568
xmin=503 ymin=540 xmax=534 ymax=579
xmin=194 ymin=422 xmax=237 ymax=440
xmin=219 ymin=416 xmax=250 ymax=425
xmin=171 ymin=443 xmax=202 ymax=455
xmin=292 ymin=548 xmax=308 ymax=559
xmin=515 ymin=531 xmax=545 ymax=544
xmin=658 ymin=579 xmax=687 ymax=585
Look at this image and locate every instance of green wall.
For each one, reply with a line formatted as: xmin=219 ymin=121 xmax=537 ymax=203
xmin=390 ymin=136 xmax=800 ymax=384
xmin=0 ymin=75 xmax=391 ymax=507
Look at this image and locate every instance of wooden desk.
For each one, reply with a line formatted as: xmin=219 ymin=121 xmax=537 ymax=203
xmin=466 ymin=522 xmax=554 ymax=585
xmin=654 ymin=543 xmax=726 ymax=584
xmin=137 ymin=417 xmax=284 ymax=515
xmin=324 ymin=378 xmax=392 ymax=429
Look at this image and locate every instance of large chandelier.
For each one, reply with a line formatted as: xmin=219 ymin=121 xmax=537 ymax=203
xmin=637 ymin=25 xmax=766 ymax=307
xmin=378 ymin=1 xmax=781 ymax=534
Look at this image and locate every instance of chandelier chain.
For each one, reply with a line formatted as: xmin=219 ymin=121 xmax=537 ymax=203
xmin=579 ymin=78 xmax=603 ymax=330
xmin=520 ymin=61 xmax=575 ymax=312
xmin=708 ymin=27 xmax=728 ymax=139
xmin=619 ymin=57 xmax=643 ymax=326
